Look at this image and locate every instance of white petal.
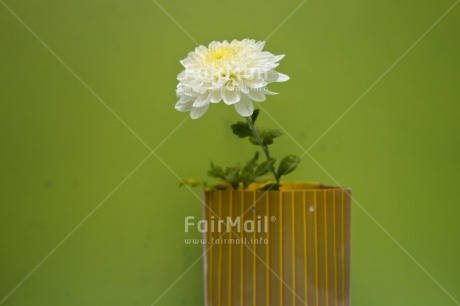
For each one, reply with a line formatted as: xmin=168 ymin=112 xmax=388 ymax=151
xmin=242 ymin=76 xmax=266 ymax=89
xmin=210 ymin=91 xmax=221 ymax=103
xmin=194 ymin=83 xmax=207 ymax=94
xmin=222 ymin=89 xmax=240 ymax=105
xmin=255 ymin=41 xmax=265 ymax=51
xmin=177 ymin=71 xmax=186 ymax=80
xmin=263 ymin=89 xmax=278 ymax=95
xmin=208 ymin=41 xmax=220 ymax=49
xmin=175 ymin=104 xmax=191 ymax=112
xmin=179 ymin=60 xmax=188 ymax=68
xmin=190 ymin=104 xmax=210 ymax=119
xmin=234 ymin=94 xmax=254 ymax=117
xmin=175 ymin=99 xmax=193 ymax=112
xmin=239 ymin=82 xmax=249 ymax=94
xmin=273 ymin=54 xmax=285 ymax=62
xmin=177 ymin=95 xmax=192 ymax=104
xmin=276 ymin=73 xmax=290 ymax=82
xmin=266 ymin=70 xmax=290 ymax=83
xmin=195 ymin=45 xmax=207 ymax=53
xmin=193 ymin=93 xmax=210 ymax=108
xmin=247 ymin=90 xmax=266 ymax=102
xmin=266 ymin=70 xmax=280 ymax=83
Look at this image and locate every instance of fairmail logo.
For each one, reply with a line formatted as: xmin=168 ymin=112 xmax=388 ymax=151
xmin=184 ymin=215 xmax=275 ymax=233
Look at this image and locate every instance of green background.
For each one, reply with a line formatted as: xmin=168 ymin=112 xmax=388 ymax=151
xmin=1 ymin=0 xmax=459 ymax=305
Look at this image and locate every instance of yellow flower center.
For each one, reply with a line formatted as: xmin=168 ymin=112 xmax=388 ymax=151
xmin=206 ymin=46 xmax=234 ymax=62
xmin=205 ymin=46 xmax=241 ymax=71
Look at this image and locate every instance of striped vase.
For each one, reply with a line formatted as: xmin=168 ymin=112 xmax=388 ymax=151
xmin=202 ymin=182 xmax=351 ymax=306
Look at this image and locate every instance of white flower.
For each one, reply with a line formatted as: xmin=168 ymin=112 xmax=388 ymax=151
xmin=175 ymin=39 xmax=289 ymax=119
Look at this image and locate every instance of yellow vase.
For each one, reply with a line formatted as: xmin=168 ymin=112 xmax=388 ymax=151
xmin=202 ymin=182 xmax=351 ymax=306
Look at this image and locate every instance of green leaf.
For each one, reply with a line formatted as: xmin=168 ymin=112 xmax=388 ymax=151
xmin=262 ymin=128 xmax=283 ymax=145
xmin=278 ymin=155 xmax=301 ymax=176
xmin=249 ymin=136 xmax=260 ymax=146
xmin=240 ymin=171 xmax=253 ymax=188
xmin=223 ymin=166 xmax=240 ymax=189
xmin=208 ymin=162 xmax=224 ymax=179
xmin=259 ymin=183 xmax=282 ymax=191
xmin=255 ymin=158 xmax=276 ymax=177
xmin=231 ymin=122 xmax=252 ymax=138
xmin=213 ymin=184 xmax=228 ymax=190
xmin=238 ymin=152 xmax=260 ymax=188
xmin=203 ymin=182 xmax=228 ymax=191
xmin=240 ymin=170 xmax=254 ymax=189
xmin=243 ymin=152 xmax=259 ymax=171
xmin=179 ymin=178 xmax=202 ymax=188
xmin=251 ymin=109 xmax=260 ymax=124
xmin=249 ymin=128 xmax=283 ymax=146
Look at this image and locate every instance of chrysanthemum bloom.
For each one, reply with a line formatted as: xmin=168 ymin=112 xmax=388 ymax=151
xmin=175 ymin=39 xmax=289 ymax=119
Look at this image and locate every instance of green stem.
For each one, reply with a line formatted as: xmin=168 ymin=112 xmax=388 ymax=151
xmin=245 ymin=117 xmax=280 ymax=184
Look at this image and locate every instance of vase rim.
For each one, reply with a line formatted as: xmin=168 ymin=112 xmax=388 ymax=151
xmin=206 ymin=181 xmax=351 ymax=192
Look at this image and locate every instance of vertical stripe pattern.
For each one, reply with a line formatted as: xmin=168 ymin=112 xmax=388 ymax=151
xmin=203 ymin=186 xmax=351 ymax=306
